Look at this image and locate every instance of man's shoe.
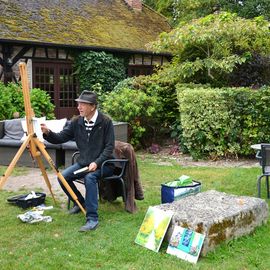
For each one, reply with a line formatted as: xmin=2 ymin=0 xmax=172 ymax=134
xmin=79 ymin=220 xmax=99 ymax=232
xmin=68 ymin=205 xmax=81 ymax=214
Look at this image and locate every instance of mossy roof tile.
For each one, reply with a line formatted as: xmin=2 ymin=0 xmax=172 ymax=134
xmin=0 ymin=0 xmax=171 ymax=52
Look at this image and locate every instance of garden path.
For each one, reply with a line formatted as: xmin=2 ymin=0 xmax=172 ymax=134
xmin=2 ymin=148 xmax=259 ymax=202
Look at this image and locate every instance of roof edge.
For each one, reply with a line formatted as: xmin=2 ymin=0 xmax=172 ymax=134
xmin=142 ymin=3 xmax=172 ymax=29
xmin=0 ymin=38 xmax=171 ymax=56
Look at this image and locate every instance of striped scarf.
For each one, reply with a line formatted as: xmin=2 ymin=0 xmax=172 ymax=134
xmin=84 ymin=119 xmax=94 ymax=135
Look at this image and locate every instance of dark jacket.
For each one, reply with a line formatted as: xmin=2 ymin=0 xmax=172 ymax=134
xmin=44 ymin=112 xmax=115 ymax=167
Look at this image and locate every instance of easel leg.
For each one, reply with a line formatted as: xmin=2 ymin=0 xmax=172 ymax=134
xmin=34 ymin=138 xmax=86 ymax=214
xmin=35 ymin=154 xmax=57 ymax=204
xmin=0 ymin=135 xmax=31 ymax=189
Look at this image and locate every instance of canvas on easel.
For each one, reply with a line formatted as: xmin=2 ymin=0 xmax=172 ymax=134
xmin=21 ymin=116 xmax=46 ymax=142
xmin=135 ymin=206 xmax=173 ymax=252
xmin=0 ymin=62 xmax=85 ymax=214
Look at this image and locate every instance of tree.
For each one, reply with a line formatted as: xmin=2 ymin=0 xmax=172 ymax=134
xmin=172 ymin=0 xmax=218 ymax=24
xmin=220 ymin=0 xmax=270 ymax=20
xmin=149 ymin=12 xmax=270 ymax=87
xmin=142 ymin=0 xmax=174 ymax=23
xmin=143 ymin=0 xmax=270 ymax=25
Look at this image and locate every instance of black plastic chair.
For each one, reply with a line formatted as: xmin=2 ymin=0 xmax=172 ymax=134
xmin=256 ymin=144 xmax=270 ymax=199
xmin=67 ymin=151 xmax=128 ymax=208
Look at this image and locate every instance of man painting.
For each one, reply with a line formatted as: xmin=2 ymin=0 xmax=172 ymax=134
xmin=41 ymin=90 xmax=115 ymax=232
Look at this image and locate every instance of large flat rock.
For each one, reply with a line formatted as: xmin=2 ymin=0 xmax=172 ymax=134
xmin=156 ymin=190 xmax=269 ymax=255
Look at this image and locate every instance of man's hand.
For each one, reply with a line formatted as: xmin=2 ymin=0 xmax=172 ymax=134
xmin=88 ymin=162 xmax=97 ymax=172
xmin=40 ymin=123 xmax=50 ymax=135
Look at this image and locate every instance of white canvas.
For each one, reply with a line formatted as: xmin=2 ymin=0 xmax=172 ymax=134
xmin=21 ymin=117 xmax=46 ymax=142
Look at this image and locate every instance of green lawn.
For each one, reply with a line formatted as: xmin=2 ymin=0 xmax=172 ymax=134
xmin=0 ymin=156 xmax=269 ymax=270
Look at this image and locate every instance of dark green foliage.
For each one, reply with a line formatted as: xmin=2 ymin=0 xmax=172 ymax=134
xmin=172 ymin=0 xmax=270 ymax=23
xmin=177 ymin=85 xmax=270 ymax=159
xmin=220 ymin=0 xmax=270 ymax=20
xmin=143 ymin=0 xmax=174 ymax=23
xmin=144 ymin=0 xmax=270 ymax=24
xmin=173 ymin=0 xmax=217 ymax=24
xmin=0 ymin=82 xmax=55 ymax=120
xmin=74 ymin=51 xmax=127 ymax=93
xmin=228 ymin=53 xmax=270 ymax=87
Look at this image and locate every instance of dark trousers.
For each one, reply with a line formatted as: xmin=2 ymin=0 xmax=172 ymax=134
xmin=58 ymin=163 xmax=114 ymax=221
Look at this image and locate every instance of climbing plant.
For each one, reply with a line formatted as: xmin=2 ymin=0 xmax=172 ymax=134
xmin=74 ymin=51 xmax=127 ymax=94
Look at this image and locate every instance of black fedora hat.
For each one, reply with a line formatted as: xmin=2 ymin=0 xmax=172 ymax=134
xmin=75 ymin=90 xmax=98 ymax=104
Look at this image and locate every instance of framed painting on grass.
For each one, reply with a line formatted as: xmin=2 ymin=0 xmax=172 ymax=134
xmin=166 ymin=226 xmax=205 ymax=264
xmin=135 ymin=206 xmax=173 ymax=252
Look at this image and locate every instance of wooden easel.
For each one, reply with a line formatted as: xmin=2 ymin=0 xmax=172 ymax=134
xmin=0 ymin=62 xmax=86 ymax=214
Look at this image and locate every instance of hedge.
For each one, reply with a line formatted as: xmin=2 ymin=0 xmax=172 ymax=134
xmin=177 ymin=85 xmax=270 ymax=159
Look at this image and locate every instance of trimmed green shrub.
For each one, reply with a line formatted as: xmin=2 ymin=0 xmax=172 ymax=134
xmin=132 ymin=74 xmax=178 ymax=128
xmin=177 ymin=85 xmax=270 ymax=159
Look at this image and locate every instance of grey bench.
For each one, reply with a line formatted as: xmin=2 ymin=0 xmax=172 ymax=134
xmin=0 ymin=119 xmax=64 ymax=167
xmin=0 ymin=119 xmax=128 ymax=168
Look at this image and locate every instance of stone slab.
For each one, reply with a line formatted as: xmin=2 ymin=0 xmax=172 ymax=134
xmin=156 ymin=190 xmax=269 ymax=255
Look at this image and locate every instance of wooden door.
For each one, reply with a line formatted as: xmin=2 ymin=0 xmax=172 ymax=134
xmin=32 ymin=61 xmax=79 ymax=119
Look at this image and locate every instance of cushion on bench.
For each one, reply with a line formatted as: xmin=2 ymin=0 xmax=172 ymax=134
xmin=2 ymin=119 xmax=24 ymax=140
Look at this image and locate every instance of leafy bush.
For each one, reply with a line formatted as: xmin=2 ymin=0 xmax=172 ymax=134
xmin=0 ymin=82 xmax=55 ymax=120
xmin=102 ymin=87 xmax=158 ymax=147
xmin=0 ymin=82 xmax=17 ymax=120
xmin=132 ymin=74 xmax=178 ymax=128
xmin=30 ymin=88 xmax=55 ymax=119
xmin=110 ymin=74 xmax=178 ymax=145
xmin=74 ymin=51 xmax=127 ymax=93
xmin=177 ymin=85 xmax=270 ymax=159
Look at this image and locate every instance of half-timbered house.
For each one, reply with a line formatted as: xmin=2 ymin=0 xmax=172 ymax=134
xmin=0 ymin=0 xmax=171 ymax=118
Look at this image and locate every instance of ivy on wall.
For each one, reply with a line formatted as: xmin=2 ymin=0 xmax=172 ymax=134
xmin=74 ymin=51 xmax=128 ymax=94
